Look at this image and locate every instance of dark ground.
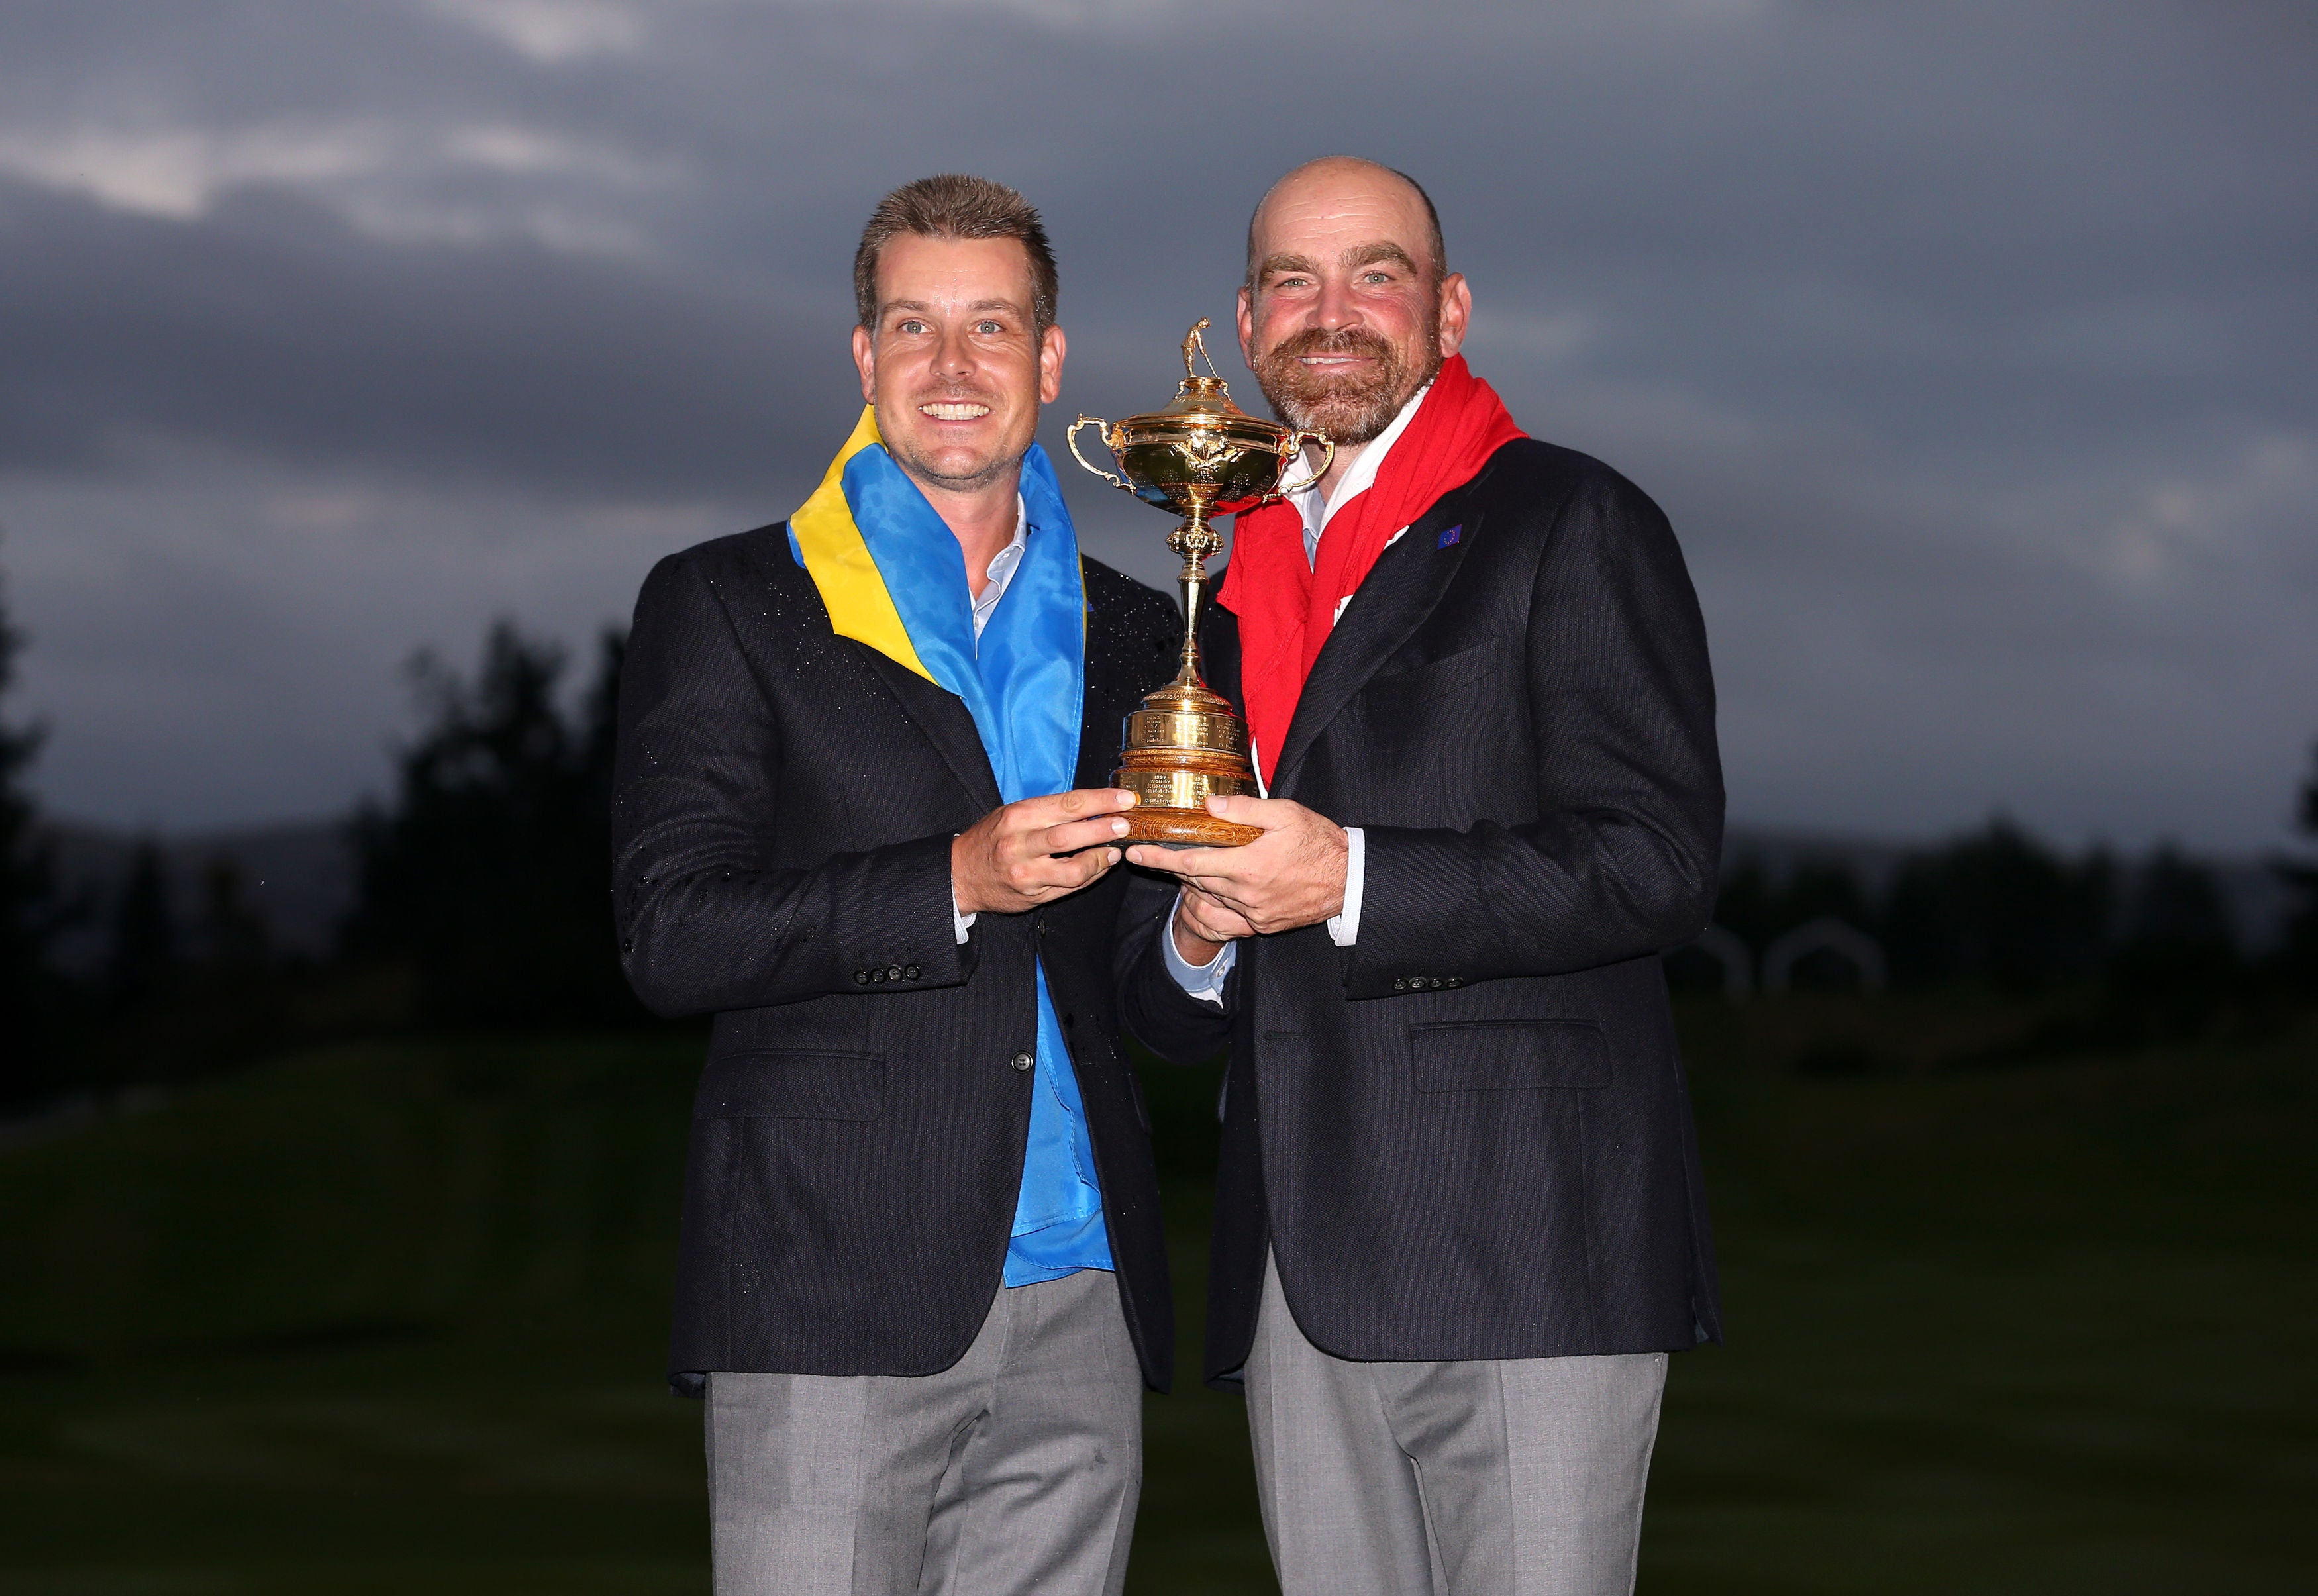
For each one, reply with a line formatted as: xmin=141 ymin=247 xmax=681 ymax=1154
xmin=1 ymin=994 xmax=2311 ymax=1593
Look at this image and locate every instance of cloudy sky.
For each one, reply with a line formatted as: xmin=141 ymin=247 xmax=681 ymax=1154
xmin=1 ymin=0 xmax=2311 ymax=850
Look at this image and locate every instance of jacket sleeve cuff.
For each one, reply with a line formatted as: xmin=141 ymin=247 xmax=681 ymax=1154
xmin=1338 ymin=826 xmax=1469 ymax=999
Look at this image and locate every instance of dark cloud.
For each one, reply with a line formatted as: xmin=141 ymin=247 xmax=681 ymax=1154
xmin=0 ymin=0 xmax=2311 ymax=845
xmin=0 ymin=177 xmax=824 ymax=496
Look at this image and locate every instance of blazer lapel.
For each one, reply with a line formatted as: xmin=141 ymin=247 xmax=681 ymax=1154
xmin=767 ymin=524 xmax=1004 ymax=813
xmin=860 ymin=650 xmax=1003 ymax=813
xmin=1270 ymin=484 xmax=1488 ymax=799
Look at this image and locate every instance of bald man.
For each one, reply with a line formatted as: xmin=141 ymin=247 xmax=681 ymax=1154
xmin=1119 ymin=157 xmax=1725 ymax=1596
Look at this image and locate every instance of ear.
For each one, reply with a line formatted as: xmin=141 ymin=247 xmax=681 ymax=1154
xmin=1235 ymin=285 xmax=1256 ymax=366
xmin=851 ymin=324 xmax=876 ymax=403
xmin=1436 ymin=274 xmax=1472 ymax=361
xmin=1038 ymin=323 xmax=1067 ymax=406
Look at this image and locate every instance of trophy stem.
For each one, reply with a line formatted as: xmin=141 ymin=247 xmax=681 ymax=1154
xmin=1166 ymin=499 xmax=1220 ymax=689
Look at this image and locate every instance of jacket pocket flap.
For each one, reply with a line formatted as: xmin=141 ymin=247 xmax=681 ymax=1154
xmin=1409 ymin=1019 xmax=1609 ymax=1092
xmin=693 ymin=1050 xmax=885 ymax=1122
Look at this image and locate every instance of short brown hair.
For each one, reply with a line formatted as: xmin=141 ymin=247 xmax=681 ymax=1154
xmin=853 ymin=174 xmax=1059 ymax=334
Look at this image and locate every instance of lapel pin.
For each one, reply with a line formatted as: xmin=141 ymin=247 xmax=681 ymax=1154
xmin=1437 ymin=524 xmax=1464 ymax=548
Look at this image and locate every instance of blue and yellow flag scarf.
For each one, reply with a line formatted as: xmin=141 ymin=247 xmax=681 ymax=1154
xmin=788 ymin=407 xmax=1111 ymax=1283
xmin=789 ymin=405 xmax=1087 ymax=808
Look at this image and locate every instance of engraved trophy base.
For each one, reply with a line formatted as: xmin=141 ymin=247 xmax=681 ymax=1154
xmin=1112 ymin=679 xmax=1263 ymax=848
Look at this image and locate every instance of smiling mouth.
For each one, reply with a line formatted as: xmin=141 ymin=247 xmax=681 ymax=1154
xmin=919 ymin=401 xmax=993 ymax=421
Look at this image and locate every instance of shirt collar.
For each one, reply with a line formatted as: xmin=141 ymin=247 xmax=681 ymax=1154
xmin=970 ymin=494 xmax=1030 ymax=641
xmin=1287 ymin=379 xmax=1432 ymax=562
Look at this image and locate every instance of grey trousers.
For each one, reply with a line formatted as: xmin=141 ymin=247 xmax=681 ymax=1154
xmin=1246 ymin=1254 xmax=1668 ymax=1596
xmin=705 ymin=1269 xmax=1144 ymax=1596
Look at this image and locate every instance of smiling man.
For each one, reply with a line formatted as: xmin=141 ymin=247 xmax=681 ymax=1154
xmin=1119 ymin=156 xmax=1727 ymax=1595
xmin=611 ymin=175 xmax=1182 ymax=1596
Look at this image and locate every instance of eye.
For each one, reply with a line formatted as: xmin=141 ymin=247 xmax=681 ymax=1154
xmin=1274 ymin=275 xmax=1314 ymax=292
xmin=896 ymin=318 xmax=928 ymax=335
xmin=974 ymin=319 xmax=1003 ymax=335
xmin=1360 ymin=270 xmax=1394 ymax=285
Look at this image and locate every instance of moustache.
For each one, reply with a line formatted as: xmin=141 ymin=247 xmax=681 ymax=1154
xmin=1265 ymin=328 xmax=1396 ymax=366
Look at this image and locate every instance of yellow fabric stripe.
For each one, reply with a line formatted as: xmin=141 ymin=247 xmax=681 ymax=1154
xmin=789 ymin=405 xmax=934 ymax=683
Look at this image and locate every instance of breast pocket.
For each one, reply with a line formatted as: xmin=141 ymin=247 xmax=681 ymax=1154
xmin=692 ymin=1049 xmax=886 ymax=1122
xmin=1408 ymin=1019 xmax=1609 ymax=1093
xmin=1362 ymin=639 xmax=1503 ymax=723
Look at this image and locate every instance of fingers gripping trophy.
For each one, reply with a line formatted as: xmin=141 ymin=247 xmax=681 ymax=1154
xmin=1069 ymin=320 xmax=1333 ymax=846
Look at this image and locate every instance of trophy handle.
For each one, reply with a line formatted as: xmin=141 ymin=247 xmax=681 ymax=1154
xmin=1066 ymin=415 xmax=1134 ymax=494
xmin=1273 ymin=431 xmax=1336 ymax=499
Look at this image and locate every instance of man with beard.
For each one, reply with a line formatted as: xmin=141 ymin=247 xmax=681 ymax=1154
xmin=613 ymin=175 xmax=1182 ymax=1595
xmin=1119 ymin=156 xmax=1725 ymax=1595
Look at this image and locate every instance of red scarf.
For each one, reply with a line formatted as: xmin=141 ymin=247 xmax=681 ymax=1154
xmin=1218 ymin=354 xmax=1524 ymax=785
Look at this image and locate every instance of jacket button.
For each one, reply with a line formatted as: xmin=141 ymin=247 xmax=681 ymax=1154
xmin=886 ymin=964 xmax=903 ymax=981
xmin=621 ymin=938 xmax=633 ymax=954
xmin=1446 ymin=977 xmax=1461 ymax=988
xmin=1393 ymin=978 xmax=1408 ymax=992
xmin=904 ymin=964 xmax=921 ymax=980
xmin=1429 ymin=977 xmax=1444 ymax=990
xmin=853 ymin=970 xmax=869 ymax=985
xmin=1011 ymin=1052 xmax=1035 ymax=1072
xmin=871 ymin=968 xmax=887 ymax=983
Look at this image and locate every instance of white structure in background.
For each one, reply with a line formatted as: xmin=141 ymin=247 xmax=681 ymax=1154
xmin=1761 ymin=917 xmax=1888 ymax=993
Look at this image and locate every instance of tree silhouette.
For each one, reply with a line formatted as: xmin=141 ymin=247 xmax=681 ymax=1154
xmin=2278 ymin=740 xmax=2318 ymax=994
xmin=346 ymin=619 xmax=640 ymax=1028
xmin=1884 ymin=818 xmax=2113 ymax=989
xmin=107 ymin=837 xmax=177 ymax=1009
xmin=0 ymin=540 xmax=64 ymax=1103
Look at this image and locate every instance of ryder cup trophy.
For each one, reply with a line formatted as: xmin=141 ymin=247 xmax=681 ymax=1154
xmin=1068 ymin=320 xmax=1333 ymax=846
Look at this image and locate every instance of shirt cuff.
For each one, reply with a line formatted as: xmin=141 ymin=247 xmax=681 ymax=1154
xmin=953 ymin=895 xmax=975 ymax=944
xmin=1161 ymin=895 xmax=1236 ymax=1007
xmin=1326 ymin=826 xmax=1365 ymax=947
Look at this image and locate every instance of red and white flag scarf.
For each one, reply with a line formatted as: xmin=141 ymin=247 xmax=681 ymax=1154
xmin=1217 ymin=354 xmax=1525 ymax=787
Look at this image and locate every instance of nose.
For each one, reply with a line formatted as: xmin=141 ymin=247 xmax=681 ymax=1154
xmin=932 ymin=322 xmax=977 ymax=381
xmin=1311 ymin=275 xmax=1361 ymax=333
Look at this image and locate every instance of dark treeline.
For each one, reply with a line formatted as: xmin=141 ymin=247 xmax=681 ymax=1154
xmin=1 ymin=592 xmax=657 ymax=1111
xmin=1711 ymin=822 xmax=2241 ymax=988
xmin=3 ymin=536 xmax=2318 ymax=1109
xmin=1686 ymin=790 xmax=2318 ymax=1050
xmin=344 ymin=621 xmax=642 ymax=1031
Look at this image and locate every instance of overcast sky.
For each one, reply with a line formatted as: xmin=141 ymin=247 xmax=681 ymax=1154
xmin=1 ymin=0 xmax=2311 ymax=850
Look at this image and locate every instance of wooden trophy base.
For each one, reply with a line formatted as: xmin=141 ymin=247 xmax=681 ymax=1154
xmin=1120 ymin=804 xmax=1264 ymax=849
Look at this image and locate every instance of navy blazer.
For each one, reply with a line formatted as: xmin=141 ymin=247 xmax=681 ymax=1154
xmin=1119 ymin=439 xmax=1726 ymax=1387
xmin=612 ymin=525 xmax=1184 ymax=1392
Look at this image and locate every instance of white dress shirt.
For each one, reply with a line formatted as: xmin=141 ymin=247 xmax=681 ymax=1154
xmin=1163 ymin=383 xmax=1433 ymax=1002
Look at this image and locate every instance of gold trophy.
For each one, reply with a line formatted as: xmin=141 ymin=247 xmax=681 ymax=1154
xmin=1068 ymin=321 xmax=1333 ymax=846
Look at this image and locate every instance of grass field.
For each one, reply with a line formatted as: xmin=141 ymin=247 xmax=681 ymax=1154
xmin=1 ymin=997 xmax=2311 ymax=1593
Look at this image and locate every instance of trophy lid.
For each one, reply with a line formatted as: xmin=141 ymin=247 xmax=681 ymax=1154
xmin=1148 ymin=320 xmax=1255 ymax=426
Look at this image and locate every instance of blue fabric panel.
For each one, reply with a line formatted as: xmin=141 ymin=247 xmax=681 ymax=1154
xmin=838 ymin=442 xmax=1113 ymax=1285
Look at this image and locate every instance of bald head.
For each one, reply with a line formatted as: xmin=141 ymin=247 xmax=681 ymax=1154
xmin=1244 ymin=156 xmax=1446 ymax=291
xmin=1235 ymin=156 xmax=1471 ymax=448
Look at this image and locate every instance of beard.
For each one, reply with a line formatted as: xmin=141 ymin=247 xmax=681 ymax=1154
xmin=1251 ymin=323 xmax=1442 ymax=445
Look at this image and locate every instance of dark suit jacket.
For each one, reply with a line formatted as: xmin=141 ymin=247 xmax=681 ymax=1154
xmin=1118 ymin=440 xmax=1725 ymax=1389
xmin=611 ymin=523 xmax=1184 ymax=1393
